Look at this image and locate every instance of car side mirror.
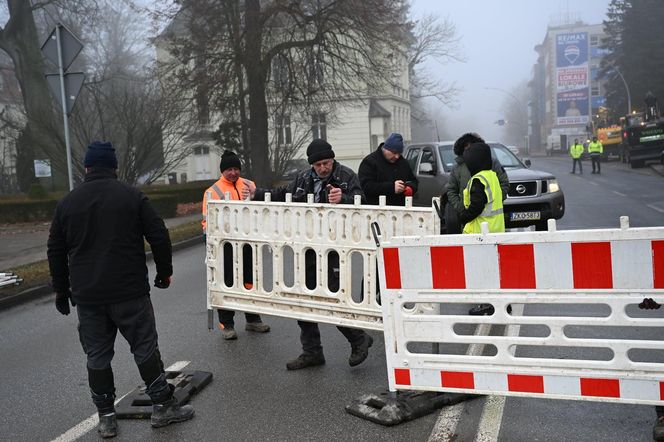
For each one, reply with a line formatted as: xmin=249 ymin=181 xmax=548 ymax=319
xmin=524 ymin=158 xmax=532 ymax=168
xmin=418 ymin=162 xmax=434 ymax=174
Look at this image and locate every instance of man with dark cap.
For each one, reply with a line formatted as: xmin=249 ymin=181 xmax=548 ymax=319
xmin=47 ymin=141 xmax=194 ymax=438
xmin=252 ymin=139 xmax=374 ymax=370
xmin=202 ymin=150 xmax=270 ymax=340
xmin=358 ymin=132 xmax=418 ymax=206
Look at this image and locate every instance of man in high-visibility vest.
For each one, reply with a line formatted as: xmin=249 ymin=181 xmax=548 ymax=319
xmin=588 ymin=135 xmax=603 ymax=174
xmin=202 ymin=150 xmax=270 ymax=340
xmin=569 ymin=138 xmax=584 ymax=174
xmin=458 ymin=142 xmax=505 ymax=234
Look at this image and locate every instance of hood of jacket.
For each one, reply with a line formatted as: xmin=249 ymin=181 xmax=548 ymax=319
xmin=463 ymin=142 xmax=492 ymax=176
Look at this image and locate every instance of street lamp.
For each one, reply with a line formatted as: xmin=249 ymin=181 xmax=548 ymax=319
xmin=609 ymin=67 xmax=631 ymax=115
xmin=484 ymin=86 xmax=529 ymax=152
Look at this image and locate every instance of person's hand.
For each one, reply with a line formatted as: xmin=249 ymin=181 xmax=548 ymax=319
xmin=638 ymin=298 xmax=661 ymax=310
xmin=394 ymin=180 xmax=405 ymax=194
xmin=243 ymin=179 xmax=256 ymax=200
xmin=326 ymin=185 xmax=342 ymax=204
xmin=55 ymin=290 xmax=75 ymax=315
xmin=403 ymin=186 xmax=413 ymax=197
xmin=154 ymin=274 xmax=171 ymax=289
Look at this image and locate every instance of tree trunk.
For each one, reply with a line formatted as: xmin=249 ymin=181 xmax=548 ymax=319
xmin=244 ymin=0 xmax=271 ymax=187
xmin=0 ymin=0 xmax=65 ymax=190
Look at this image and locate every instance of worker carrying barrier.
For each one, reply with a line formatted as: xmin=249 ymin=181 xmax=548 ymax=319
xmin=376 ymin=217 xmax=664 ymax=406
xmin=205 ymin=194 xmax=440 ymax=331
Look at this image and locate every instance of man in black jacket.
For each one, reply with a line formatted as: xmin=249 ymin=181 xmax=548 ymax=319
xmin=358 ymin=132 xmax=418 ymax=206
xmin=47 ymin=141 xmax=193 ymax=438
xmin=253 ymin=139 xmax=373 ymax=370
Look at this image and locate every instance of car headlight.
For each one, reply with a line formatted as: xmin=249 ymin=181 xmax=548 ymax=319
xmin=547 ymin=179 xmax=560 ymax=193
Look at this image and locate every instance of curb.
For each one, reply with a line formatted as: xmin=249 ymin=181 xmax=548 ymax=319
xmin=650 ymin=163 xmax=664 ymax=177
xmin=0 ymin=235 xmax=204 ymax=312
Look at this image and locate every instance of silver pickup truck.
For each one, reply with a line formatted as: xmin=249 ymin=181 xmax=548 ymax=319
xmin=404 ymin=141 xmax=565 ymax=231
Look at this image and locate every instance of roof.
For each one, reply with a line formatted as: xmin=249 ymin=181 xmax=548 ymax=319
xmin=369 ymin=99 xmax=391 ymax=118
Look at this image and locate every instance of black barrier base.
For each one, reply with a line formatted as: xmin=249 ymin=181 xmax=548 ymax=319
xmin=345 ymin=390 xmax=476 ymax=426
xmin=115 ymin=370 xmax=213 ymax=419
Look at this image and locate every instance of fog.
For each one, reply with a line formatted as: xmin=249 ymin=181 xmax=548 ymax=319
xmin=411 ymin=0 xmax=612 ymax=144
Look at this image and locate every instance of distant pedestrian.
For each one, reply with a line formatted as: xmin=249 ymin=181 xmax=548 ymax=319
xmin=202 ymin=150 xmax=270 ymax=340
xmin=588 ymin=136 xmax=603 ymax=174
xmin=569 ymin=138 xmax=584 ymax=174
xmin=252 ymin=139 xmax=373 ymax=370
xmin=358 ymin=132 xmax=418 ymax=206
xmin=47 ymin=141 xmax=193 ymax=438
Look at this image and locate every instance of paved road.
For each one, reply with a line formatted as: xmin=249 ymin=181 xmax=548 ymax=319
xmin=0 ymin=156 xmax=662 ymax=441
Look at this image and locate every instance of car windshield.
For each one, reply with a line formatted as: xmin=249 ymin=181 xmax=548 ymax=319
xmin=438 ymin=143 xmax=523 ymax=170
xmin=489 ymin=143 xmax=523 ymax=168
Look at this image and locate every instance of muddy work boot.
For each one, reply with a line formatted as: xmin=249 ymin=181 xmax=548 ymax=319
xmin=245 ymin=322 xmax=270 ymax=333
xmin=286 ymin=353 xmax=326 ymax=370
xmin=349 ymin=335 xmax=373 ymax=367
xmin=97 ymin=413 xmax=118 ymax=439
xmin=151 ymin=397 xmax=195 ymax=428
xmin=654 ymin=416 xmax=664 ymax=441
xmin=220 ymin=325 xmax=238 ymax=340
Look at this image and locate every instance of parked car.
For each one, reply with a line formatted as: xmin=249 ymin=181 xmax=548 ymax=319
xmin=404 ymin=141 xmax=565 ymax=231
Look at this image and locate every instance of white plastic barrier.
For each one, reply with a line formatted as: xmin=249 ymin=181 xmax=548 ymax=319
xmin=206 ymin=195 xmax=440 ymax=331
xmin=377 ymin=219 xmax=664 ymax=405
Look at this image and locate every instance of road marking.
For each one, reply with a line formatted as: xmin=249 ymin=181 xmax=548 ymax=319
xmin=472 ymin=306 xmax=523 ymax=442
xmin=647 ymin=203 xmax=664 ymax=213
xmin=51 ymin=361 xmax=190 ymax=442
xmin=588 ymin=181 xmax=599 ymax=186
xmin=612 ymin=191 xmax=627 ymax=197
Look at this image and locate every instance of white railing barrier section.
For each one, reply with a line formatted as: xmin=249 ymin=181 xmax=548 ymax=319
xmin=377 ymin=218 xmax=664 ymax=405
xmin=206 ymin=194 xmax=440 ymax=331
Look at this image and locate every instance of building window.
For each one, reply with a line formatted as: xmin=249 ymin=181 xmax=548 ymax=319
xmin=193 ymin=145 xmax=210 ymax=155
xmin=272 ymin=54 xmax=289 ymax=90
xmin=311 ymin=113 xmax=327 ymax=140
xmin=590 ymin=35 xmax=599 ymax=46
xmin=277 ymin=115 xmax=292 ymax=146
xmin=591 ymin=85 xmax=600 ymax=96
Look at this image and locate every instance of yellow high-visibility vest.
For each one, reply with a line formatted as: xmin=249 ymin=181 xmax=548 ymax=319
xmin=462 ymin=170 xmax=505 ymax=234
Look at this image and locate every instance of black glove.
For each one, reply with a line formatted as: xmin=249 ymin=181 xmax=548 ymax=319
xmin=638 ymin=298 xmax=661 ymax=310
xmin=154 ymin=274 xmax=171 ymax=289
xmin=55 ymin=290 xmax=75 ymax=315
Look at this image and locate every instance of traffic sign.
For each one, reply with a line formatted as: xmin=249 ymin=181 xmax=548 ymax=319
xmin=41 ymin=24 xmax=83 ymax=72
xmin=46 ymin=72 xmax=85 ymax=115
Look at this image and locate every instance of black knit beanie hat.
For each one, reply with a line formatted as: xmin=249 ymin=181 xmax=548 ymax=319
xmin=219 ymin=150 xmax=241 ymax=172
xmin=84 ymin=141 xmax=117 ymax=169
xmin=306 ymin=139 xmax=335 ymax=164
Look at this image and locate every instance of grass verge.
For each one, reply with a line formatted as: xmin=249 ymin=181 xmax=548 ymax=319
xmin=1 ymin=220 xmax=203 ymax=298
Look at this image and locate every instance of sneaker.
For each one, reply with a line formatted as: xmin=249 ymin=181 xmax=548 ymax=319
xmin=151 ymin=398 xmax=195 ymax=428
xmin=97 ymin=412 xmax=118 ymax=438
xmin=469 ymin=304 xmax=495 ymax=315
xmin=220 ymin=326 xmax=237 ymax=340
xmin=654 ymin=416 xmax=664 ymax=441
xmin=286 ymin=353 xmax=326 ymax=370
xmin=245 ymin=322 xmax=270 ymax=333
xmin=349 ymin=335 xmax=373 ymax=367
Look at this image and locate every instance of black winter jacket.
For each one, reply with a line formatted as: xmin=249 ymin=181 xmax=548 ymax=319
xmin=47 ymin=169 xmax=172 ymax=305
xmin=358 ymin=146 xmax=418 ymax=206
xmin=254 ymin=161 xmax=364 ymax=204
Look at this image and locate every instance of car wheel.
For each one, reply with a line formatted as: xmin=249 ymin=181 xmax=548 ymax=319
xmin=535 ymin=221 xmax=548 ymax=231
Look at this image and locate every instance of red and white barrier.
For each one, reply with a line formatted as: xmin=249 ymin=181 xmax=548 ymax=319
xmin=377 ymin=221 xmax=664 ymax=405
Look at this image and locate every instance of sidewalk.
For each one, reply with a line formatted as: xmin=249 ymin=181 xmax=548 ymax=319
xmin=0 ymin=213 xmax=202 ymax=271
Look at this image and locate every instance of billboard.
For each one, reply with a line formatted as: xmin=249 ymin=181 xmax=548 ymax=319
xmin=556 ymin=32 xmax=589 ymax=125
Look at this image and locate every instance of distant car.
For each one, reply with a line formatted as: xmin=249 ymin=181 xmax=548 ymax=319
xmin=404 ymin=141 xmax=565 ymax=231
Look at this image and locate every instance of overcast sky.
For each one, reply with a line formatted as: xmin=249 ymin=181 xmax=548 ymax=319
xmin=410 ymin=0 xmax=612 ymax=144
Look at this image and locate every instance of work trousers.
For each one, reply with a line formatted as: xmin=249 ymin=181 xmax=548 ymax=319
xmin=77 ymin=295 xmax=159 ymax=370
xmin=571 ymin=158 xmax=582 ymax=173
xmin=590 ymin=153 xmax=601 ymax=173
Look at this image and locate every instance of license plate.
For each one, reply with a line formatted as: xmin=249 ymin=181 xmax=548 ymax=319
xmin=510 ymin=211 xmax=541 ymax=221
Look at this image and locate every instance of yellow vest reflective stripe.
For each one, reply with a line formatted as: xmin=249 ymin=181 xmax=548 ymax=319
xmin=462 ymin=170 xmax=506 ymax=234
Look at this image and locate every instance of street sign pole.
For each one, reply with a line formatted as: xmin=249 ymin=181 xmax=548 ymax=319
xmin=55 ymin=24 xmax=74 ymax=191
